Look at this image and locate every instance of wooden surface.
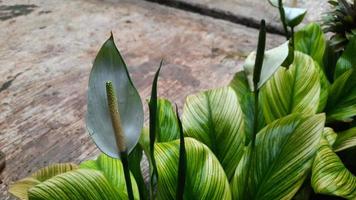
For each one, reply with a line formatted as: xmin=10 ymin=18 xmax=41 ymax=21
xmin=0 ymin=0 xmax=287 ymax=198
xmin=147 ymin=0 xmax=328 ymax=33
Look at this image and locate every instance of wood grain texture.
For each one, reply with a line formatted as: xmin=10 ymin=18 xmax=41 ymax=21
xmin=0 ymin=0 xmax=284 ymax=198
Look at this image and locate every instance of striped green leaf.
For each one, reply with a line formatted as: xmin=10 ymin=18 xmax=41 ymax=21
xmin=156 ymin=99 xmax=179 ymax=142
xmin=86 ymin=35 xmax=144 ymax=158
xmin=294 ymin=23 xmax=326 ymax=68
xmin=229 ymin=71 xmax=265 ymax=145
xmin=243 ymin=42 xmax=289 ymax=91
xmin=182 ymin=87 xmax=245 ymax=180
xmin=28 ymin=169 xmax=121 ymax=200
xmin=311 ymin=132 xmax=356 ymax=199
xmin=231 ymin=114 xmax=325 ymax=200
xmin=259 ymin=51 xmax=321 ymax=123
xmin=323 ymin=127 xmax=337 ymax=147
xmin=325 ymin=69 xmax=356 ymax=122
xmin=314 ymin=61 xmax=330 ymax=112
xmin=80 ymin=154 xmax=139 ymax=199
xmin=333 ymin=127 xmax=356 ymax=152
xmin=294 ymin=24 xmax=330 ymax=111
xmin=155 ymin=138 xmax=231 ymax=200
xmin=9 ymin=163 xmax=78 ymax=200
xmin=334 ymin=36 xmax=356 ymax=79
xmin=138 ymin=99 xmax=179 ymax=154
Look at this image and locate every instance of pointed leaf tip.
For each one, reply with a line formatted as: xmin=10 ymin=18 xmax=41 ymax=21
xmin=109 ymin=31 xmax=114 ymax=40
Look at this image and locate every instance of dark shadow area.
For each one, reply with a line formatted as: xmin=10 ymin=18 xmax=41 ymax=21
xmin=0 ymin=4 xmax=37 ymax=21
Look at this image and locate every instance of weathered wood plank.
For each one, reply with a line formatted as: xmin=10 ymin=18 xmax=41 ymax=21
xmin=147 ymin=0 xmax=328 ymax=33
xmin=0 ymin=0 xmax=283 ymax=198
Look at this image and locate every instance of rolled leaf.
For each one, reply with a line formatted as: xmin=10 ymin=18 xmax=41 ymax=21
xmin=259 ymin=51 xmax=320 ymax=123
xmin=335 ymin=36 xmax=356 ymax=79
xmin=333 ymin=127 xmax=356 ymax=152
xmin=86 ymin=35 xmax=144 ymax=158
xmin=80 ymin=154 xmax=139 ymax=199
xmin=311 ymin=133 xmax=356 ymax=199
xmin=155 ymin=138 xmax=231 ymax=200
xmin=9 ymin=163 xmax=78 ymax=200
xmin=28 ymin=169 xmax=122 ymax=200
xmin=182 ymin=86 xmax=245 ymax=180
xmin=243 ymin=42 xmax=289 ymax=91
xmin=231 ymin=114 xmax=325 ymax=200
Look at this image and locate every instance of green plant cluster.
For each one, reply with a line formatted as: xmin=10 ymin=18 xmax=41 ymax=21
xmin=9 ymin=2 xmax=356 ymax=200
xmin=323 ymin=0 xmax=356 ymax=52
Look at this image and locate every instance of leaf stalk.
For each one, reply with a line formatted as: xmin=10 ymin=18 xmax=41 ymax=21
xmin=278 ymin=0 xmax=290 ymax=40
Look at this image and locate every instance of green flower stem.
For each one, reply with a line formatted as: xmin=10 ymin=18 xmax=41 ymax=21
xmin=121 ymin=151 xmax=135 ymax=200
xmin=252 ymin=19 xmax=266 ymax=145
xmin=291 ymin=26 xmax=295 ymax=49
xmin=278 ymin=0 xmax=290 ymax=40
xmin=106 ymin=81 xmax=134 ymax=200
xmin=244 ymin=19 xmax=266 ymax=198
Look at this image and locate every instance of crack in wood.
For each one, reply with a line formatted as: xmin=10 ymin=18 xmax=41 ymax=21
xmin=0 ymin=72 xmax=22 ymax=93
xmin=0 ymin=4 xmax=37 ymax=21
